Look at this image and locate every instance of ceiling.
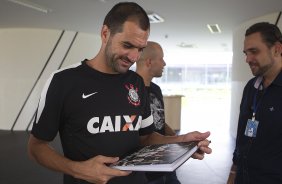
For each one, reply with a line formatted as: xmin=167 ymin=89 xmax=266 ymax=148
xmin=1 ymin=0 xmax=282 ymax=54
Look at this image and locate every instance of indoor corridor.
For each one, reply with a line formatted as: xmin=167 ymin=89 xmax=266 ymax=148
xmin=176 ymin=89 xmax=234 ymax=184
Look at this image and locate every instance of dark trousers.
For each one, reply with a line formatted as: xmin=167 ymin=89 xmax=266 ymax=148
xmin=147 ymin=171 xmax=181 ymax=184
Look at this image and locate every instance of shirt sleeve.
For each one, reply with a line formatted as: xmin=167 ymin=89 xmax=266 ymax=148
xmin=31 ymin=73 xmax=65 ymax=141
xmin=232 ymin=79 xmax=254 ymax=165
xmin=139 ymin=84 xmax=154 ymax=136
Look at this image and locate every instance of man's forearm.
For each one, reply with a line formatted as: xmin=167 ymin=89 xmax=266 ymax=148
xmin=164 ymin=123 xmax=176 ymax=136
xmin=28 ymin=135 xmax=76 ymax=177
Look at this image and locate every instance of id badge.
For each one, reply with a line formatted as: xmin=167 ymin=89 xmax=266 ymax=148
xmin=244 ymin=119 xmax=259 ymax=137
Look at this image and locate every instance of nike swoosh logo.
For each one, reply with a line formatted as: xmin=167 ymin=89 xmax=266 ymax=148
xmin=82 ymin=92 xmax=98 ymax=99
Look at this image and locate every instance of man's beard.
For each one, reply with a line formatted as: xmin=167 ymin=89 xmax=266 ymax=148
xmin=105 ymin=40 xmax=130 ymax=74
xmin=251 ymin=55 xmax=275 ymax=77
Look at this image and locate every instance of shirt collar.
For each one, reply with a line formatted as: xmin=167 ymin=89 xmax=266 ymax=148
xmin=254 ymin=76 xmax=264 ymax=89
xmin=254 ymin=71 xmax=282 ymax=89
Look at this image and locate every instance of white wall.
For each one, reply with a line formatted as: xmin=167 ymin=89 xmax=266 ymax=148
xmin=0 ymin=28 xmax=101 ymax=130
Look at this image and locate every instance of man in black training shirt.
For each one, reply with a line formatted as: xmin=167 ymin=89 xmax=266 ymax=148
xmin=136 ymin=41 xmax=181 ymax=184
xmin=28 ymin=2 xmax=212 ymax=184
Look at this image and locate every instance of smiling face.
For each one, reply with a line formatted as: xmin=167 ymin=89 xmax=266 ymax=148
xmin=103 ymin=21 xmax=149 ymax=74
xmin=243 ymin=32 xmax=276 ymax=77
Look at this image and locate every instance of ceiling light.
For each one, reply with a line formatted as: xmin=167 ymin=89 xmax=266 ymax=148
xmin=177 ymin=42 xmax=197 ymax=48
xmin=207 ymin=24 xmax=221 ymax=33
xmin=147 ymin=12 xmax=164 ymax=23
xmin=7 ymin=0 xmax=52 ymax=13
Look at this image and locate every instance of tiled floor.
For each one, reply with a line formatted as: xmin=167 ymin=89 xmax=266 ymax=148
xmin=175 ymin=92 xmax=235 ymax=184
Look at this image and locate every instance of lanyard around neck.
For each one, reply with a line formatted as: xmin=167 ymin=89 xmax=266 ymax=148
xmin=252 ymin=79 xmax=265 ymax=121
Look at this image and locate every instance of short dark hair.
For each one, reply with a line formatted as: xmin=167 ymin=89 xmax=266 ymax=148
xmin=245 ymin=22 xmax=282 ymax=48
xmin=103 ymin=2 xmax=150 ymax=35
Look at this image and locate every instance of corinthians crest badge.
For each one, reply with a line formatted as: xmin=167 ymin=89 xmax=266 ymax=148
xmin=125 ymin=83 xmax=140 ymax=106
